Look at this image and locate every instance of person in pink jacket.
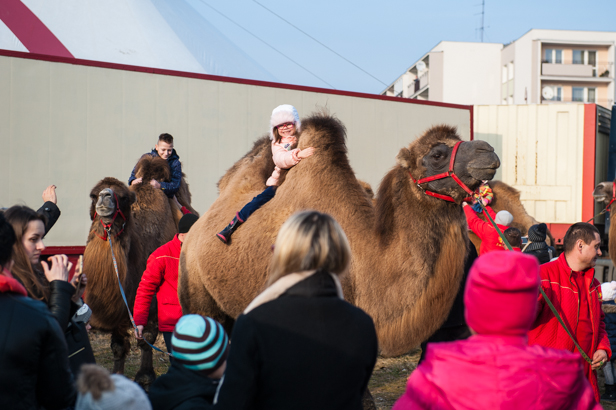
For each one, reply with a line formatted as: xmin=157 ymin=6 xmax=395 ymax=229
xmin=393 ymin=251 xmax=600 ymax=410
xmin=216 ymin=104 xmax=315 ymax=243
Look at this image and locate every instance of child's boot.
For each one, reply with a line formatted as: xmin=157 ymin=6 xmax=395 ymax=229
xmin=216 ymin=213 xmax=244 ymax=244
xmin=603 ymin=384 xmax=616 ymax=402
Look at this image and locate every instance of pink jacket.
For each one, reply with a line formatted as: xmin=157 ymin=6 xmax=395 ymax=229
xmin=393 ymin=335 xmax=599 ymax=410
xmin=266 ymin=135 xmax=301 ymax=186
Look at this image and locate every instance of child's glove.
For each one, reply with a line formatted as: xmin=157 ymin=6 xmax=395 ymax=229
xmin=601 ymin=281 xmax=616 ymax=301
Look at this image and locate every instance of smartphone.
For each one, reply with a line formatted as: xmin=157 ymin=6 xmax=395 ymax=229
xmin=521 ymin=236 xmax=529 ymax=245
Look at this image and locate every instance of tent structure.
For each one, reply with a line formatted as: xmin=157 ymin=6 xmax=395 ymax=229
xmin=0 ymin=0 xmax=275 ymax=81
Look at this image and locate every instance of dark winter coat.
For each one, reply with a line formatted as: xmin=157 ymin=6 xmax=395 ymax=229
xmin=149 ymin=362 xmax=218 ymax=410
xmin=37 ymin=201 xmax=61 ymax=234
xmin=215 ymin=270 xmax=378 ymax=410
xmin=19 ymin=275 xmax=95 ymax=376
xmin=602 ymin=301 xmax=616 ymax=358
xmin=0 ymin=273 xmax=76 ymax=410
xmin=129 ymin=149 xmax=182 ymax=197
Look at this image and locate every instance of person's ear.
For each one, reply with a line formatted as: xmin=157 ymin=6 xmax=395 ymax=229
xmin=577 ymin=239 xmax=584 ymax=252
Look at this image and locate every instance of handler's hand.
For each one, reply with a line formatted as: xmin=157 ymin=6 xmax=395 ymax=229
xmin=150 ymin=180 xmax=161 ymax=189
xmin=135 ymin=325 xmax=144 ymax=340
xmin=41 ymin=255 xmax=72 ymax=282
xmin=131 ymin=178 xmax=143 ymax=186
xmin=592 ymin=349 xmax=608 ymax=370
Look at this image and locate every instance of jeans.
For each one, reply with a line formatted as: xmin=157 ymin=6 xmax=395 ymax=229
xmin=605 ymin=359 xmax=616 ymax=385
xmin=238 ymin=186 xmax=277 ymax=222
xmin=162 ymin=331 xmax=173 ymax=353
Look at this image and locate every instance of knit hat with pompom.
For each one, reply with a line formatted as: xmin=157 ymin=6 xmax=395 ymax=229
xmin=269 ymin=104 xmax=301 ymax=140
xmin=76 ymin=364 xmax=151 ymax=410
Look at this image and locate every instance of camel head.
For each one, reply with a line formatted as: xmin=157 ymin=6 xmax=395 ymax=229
xmin=396 ymin=125 xmax=500 ymax=203
xmin=593 ymin=180 xmax=615 ymax=205
xmin=89 ymin=177 xmax=136 ymax=237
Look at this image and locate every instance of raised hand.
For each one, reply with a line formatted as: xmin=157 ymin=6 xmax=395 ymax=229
xmin=298 ymin=147 xmax=316 ymax=159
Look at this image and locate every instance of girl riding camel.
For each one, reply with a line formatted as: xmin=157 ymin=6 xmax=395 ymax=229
xmin=217 ymin=104 xmax=315 ymax=243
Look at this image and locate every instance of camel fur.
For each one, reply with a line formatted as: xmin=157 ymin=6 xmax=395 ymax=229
xmin=179 ymin=112 xmax=499 ymax=357
xmin=467 ymin=180 xmax=554 ymax=251
xmin=84 ymin=156 xmax=183 ymax=389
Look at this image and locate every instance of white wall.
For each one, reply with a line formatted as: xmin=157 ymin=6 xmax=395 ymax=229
xmin=433 ymin=41 xmax=503 ymax=105
xmin=0 ymin=54 xmax=472 ymax=246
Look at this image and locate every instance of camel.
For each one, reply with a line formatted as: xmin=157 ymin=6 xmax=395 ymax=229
xmin=84 ymin=155 xmax=191 ymax=388
xmin=179 ymin=112 xmax=500 ymax=357
xmin=593 ymin=180 xmax=615 ymax=261
xmin=467 ymin=180 xmax=555 ymax=251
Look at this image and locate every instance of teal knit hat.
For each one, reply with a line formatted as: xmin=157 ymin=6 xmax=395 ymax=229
xmin=171 ymin=315 xmax=229 ymax=374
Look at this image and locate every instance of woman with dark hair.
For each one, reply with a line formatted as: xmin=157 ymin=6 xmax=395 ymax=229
xmin=0 ymin=211 xmax=76 ymax=409
xmin=215 ymin=210 xmax=378 ymax=410
xmin=4 ymin=205 xmax=95 ymax=375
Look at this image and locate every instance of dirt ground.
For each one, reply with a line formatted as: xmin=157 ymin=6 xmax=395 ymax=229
xmin=90 ymin=330 xmax=616 ymax=409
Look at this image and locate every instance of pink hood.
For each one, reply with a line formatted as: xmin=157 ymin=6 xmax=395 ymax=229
xmin=393 ymin=335 xmax=599 ymax=410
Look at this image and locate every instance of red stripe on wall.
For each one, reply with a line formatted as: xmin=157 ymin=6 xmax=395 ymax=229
xmin=582 ymin=104 xmax=597 ymax=224
xmin=0 ymin=0 xmax=73 ymax=58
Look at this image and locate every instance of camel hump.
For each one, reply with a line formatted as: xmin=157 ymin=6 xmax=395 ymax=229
xmin=135 ymin=155 xmax=172 ymax=183
xmin=299 ymin=111 xmax=347 ymax=153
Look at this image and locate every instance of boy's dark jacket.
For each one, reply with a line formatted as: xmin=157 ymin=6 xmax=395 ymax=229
xmin=129 ymin=149 xmax=182 ymax=197
xmin=149 ymin=362 xmax=218 ymax=410
xmin=603 ymin=301 xmax=616 ymax=356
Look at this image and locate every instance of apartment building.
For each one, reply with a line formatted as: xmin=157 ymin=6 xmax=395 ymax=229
xmin=383 ymin=29 xmax=616 ymax=108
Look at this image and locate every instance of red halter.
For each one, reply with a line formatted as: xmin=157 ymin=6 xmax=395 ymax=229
xmin=94 ymin=192 xmax=126 ymax=240
xmin=408 ymin=141 xmax=474 ymax=203
xmin=607 ymin=181 xmax=616 ymax=211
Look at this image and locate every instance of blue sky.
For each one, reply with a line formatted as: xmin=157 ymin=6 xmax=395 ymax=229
xmin=187 ymin=0 xmax=616 ymax=94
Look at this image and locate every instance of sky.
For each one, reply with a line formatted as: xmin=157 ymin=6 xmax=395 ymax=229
xmin=185 ymin=0 xmax=616 ymax=94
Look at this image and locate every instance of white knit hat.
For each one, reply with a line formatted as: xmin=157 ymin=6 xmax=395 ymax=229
xmin=494 ymin=210 xmax=513 ymax=227
xmin=76 ymin=373 xmax=151 ymax=410
xmin=269 ymin=104 xmax=301 ymax=140
xmin=601 ymin=281 xmax=616 ymax=301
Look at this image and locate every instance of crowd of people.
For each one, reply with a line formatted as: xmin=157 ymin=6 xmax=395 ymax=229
xmin=2 ymin=104 xmax=616 ymax=409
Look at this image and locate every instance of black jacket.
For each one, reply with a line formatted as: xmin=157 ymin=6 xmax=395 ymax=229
xmin=149 ymin=362 xmax=218 ymax=410
xmin=37 ymin=201 xmax=61 ymax=234
xmin=215 ymin=270 xmax=378 ymax=410
xmin=0 ymin=280 xmax=76 ymax=409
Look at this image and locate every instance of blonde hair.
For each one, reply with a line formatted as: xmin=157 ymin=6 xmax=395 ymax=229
xmin=267 ymin=211 xmax=351 ymax=286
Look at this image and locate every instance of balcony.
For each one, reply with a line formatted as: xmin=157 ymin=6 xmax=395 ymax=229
xmin=542 ymin=63 xmax=593 ymax=77
xmin=541 ymin=60 xmax=612 ymax=81
xmin=409 ymin=71 xmax=429 ymax=98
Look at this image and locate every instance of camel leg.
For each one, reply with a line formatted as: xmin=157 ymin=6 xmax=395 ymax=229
xmin=110 ymin=329 xmax=130 ymax=374
xmin=134 ymin=321 xmax=158 ymax=391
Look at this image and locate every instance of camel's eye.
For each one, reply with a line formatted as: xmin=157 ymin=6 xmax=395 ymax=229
xmin=432 ymin=153 xmax=442 ymax=160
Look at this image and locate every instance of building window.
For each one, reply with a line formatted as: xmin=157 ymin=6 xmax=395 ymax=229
xmin=543 ymin=86 xmax=562 ymax=101
xmin=573 ymin=50 xmax=584 ymax=65
xmin=588 ymin=88 xmax=596 ymax=103
xmin=544 ymin=49 xmax=563 ymax=64
xmin=572 ymin=87 xmax=584 ymax=102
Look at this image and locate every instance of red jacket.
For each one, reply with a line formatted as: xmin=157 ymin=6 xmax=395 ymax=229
xmin=463 ymin=205 xmax=509 ymax=255
xmin=528 ymin=253 xmax=612 ymax=402
xmin=393 ymin=334 xmax=600 ymax=410
xmin=133 ymin=235 xmax=183 ymax=332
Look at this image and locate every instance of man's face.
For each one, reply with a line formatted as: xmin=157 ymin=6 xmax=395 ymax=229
xmin=155 ymin=141 xmax=173 ymax=160
xmin=579 ymin=233 xmax=602 ymax=269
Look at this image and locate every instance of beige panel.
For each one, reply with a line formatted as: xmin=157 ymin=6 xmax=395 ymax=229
xmin=474 ymin=103 xmax=586 ymax=225
xmin=0 ymin=57 xmax=11 ymax=198
xmin=3 ymin=55 xmax=471 ymax=245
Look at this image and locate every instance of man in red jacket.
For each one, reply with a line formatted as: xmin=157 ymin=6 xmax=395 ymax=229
xmin=463 ymin=202 xmax=513 ymax=255
xmin=529 ymin=222 xmax=611 ymax=402
xmin=134 ymin=213 xmax=199 ymax=352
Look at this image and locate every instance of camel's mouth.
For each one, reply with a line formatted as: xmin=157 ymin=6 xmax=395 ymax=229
xmin=468 ymin=165 xmax=498 ymax=182
xmin=592 ymin=182 xmax=612 ymax=203
xmin=96 ymin=188 xmax=117 ymax=218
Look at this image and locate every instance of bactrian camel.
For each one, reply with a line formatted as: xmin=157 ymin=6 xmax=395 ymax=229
xmin=179 ymin=112 xmax=500 ymax=356
xmin=84 ymin=155 xmax=194 ymax=388
xmin=593 ymin=180 xmax=615 ymax=262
